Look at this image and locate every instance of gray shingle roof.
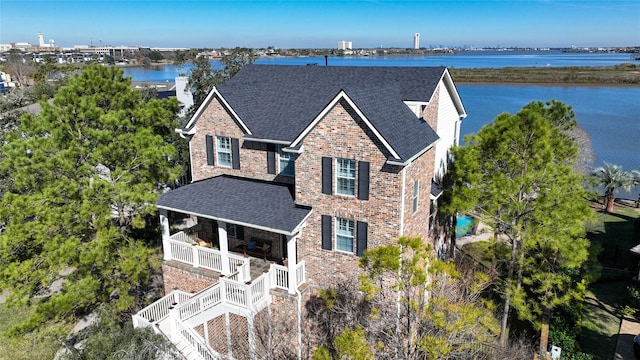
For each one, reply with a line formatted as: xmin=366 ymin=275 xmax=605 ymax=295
xmin=157 ymin=175 xmax=311 ymax=235
xmin=218 ymin=65 xmax=446 ymax=162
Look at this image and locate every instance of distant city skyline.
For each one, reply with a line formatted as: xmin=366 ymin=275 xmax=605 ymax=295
xmin=1 ymin=1 xmax=639 ymax=49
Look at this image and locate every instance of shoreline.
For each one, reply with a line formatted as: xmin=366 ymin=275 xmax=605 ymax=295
xmin=119 ymin=62 xmax=640 ymax=86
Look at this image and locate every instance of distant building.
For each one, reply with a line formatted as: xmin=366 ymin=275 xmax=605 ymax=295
xmin=414 ymin=33 xmax=420 ymax=49
xmin=338 ymin=40 xmax=352 ymax=50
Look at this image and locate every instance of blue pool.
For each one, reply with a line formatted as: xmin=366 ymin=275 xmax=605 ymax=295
xmin=456 ymin=215 xmax=477 ymax=237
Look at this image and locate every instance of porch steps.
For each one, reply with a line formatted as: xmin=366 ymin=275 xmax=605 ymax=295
xmin=156 ymin=320 xmax=206 ymax=360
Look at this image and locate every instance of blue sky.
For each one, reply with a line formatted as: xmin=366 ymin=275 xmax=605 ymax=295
xmin=1 ymin=1 xmax=638 ymax=49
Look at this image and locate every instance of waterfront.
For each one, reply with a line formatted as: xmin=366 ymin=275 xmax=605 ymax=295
xmin=123 ymin=52 xmax=640 ymax=198
xmin=122 ymin=51 xmax=638 ymax=83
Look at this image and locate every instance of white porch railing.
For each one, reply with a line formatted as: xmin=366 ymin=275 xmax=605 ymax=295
xmin=296 ymin=260 xmax=306 ymax=287
xmin=170 ymin=231 xmax=197 ymax=244
xmin=172 ymin=316 xmax=217 ymax=360
xmin=269 ymin=261 xmax=306 ymax=291
xmin=270 ymin=264 xmax=289 ymax=291
xmin=132 ymin=290 xmax=192 ymax=328
xmin=168 ymin=231 xmax=249 ymax=276
xmin=133 ymin=261 xmax=305 ymax=360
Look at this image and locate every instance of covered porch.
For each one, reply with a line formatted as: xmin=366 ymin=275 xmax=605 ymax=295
xmin=158 ymin=175 xmax=312 ymax=295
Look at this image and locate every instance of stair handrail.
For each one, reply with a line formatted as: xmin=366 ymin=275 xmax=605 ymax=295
xmin=171 ymin=314 xmax=217 ymax=360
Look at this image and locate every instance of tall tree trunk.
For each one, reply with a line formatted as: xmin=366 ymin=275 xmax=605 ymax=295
xmin=500 ymin=298 xmax=511 ymax=346
xmin=539 ymin=308 xmax=552 ymax=356
xmin=500 ymin=234 xmax=519 ymax=346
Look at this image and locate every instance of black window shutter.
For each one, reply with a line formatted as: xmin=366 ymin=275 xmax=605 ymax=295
xmin=322 ymin=157 xmax=332 ymax=195
xmin=205 ymin=135 xmax=215 ymax=166
xmin=231 ymin=138 xmax=241 ymax=170
xmin=236 ymin=225 xmax=244 ymax=241
xmin=356 ymin=221 xmax=368 ymax=256
xmin=321 ymin=215 xmax=332 ymax=250
xmin=358 ymin=161 xmax=370 ymax=200
xmin=267 ymin=144 xmax=276 ymax=174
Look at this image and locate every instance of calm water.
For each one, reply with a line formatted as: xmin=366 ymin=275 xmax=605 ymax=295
xmin=123 ymin=52 xmax=640 ymax=198
xmin=123 ymin=51 xmax=637 ymax=83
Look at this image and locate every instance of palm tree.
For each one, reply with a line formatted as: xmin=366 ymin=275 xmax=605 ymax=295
xmin=633 ymin=170 xmax=640 ymax=208
xmin=592 ymin=163 xmax=635 ymax=212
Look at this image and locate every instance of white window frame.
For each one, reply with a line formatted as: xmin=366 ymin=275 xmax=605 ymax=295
xmin=335 ymin=217 xmax=355 ymax=253
xmin=336 ymin=158 xmax=356 ymax=196
xmin=412 ymin=180 xmax=420 ymax=213
xmin=216 ymin=136 xmax=232 ymax=168
xmin=278 ymin=145 xmax=295 ymax=177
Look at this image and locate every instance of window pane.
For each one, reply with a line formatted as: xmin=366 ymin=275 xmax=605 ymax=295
xmin=336 ymin=235 xmax=353 ymax=252
xmin=413 ymin=180 xmax=419 ymax=213
xmin=337 ymin=158 xmax=356 ymax=195
xmin=217 ymin=136 xmax=232 ymax=167
xmin=337 ymin=178 xmax=354 ymax=195
xmin=218 ymin=153 xmax=231 ymax=167
xmin=336 ymin=218 xmax=354 ymax=252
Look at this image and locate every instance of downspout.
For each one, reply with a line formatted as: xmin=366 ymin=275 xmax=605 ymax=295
xmin=295 ymin=285 xmax=302 ymax=360
xmin=396 ymin=167 xmax=407 ymax=358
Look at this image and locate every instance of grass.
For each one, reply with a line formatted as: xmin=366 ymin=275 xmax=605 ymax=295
xmin=580 ymin=281 xmax=630 ymax=360
xmin=0 ymin=302 xmax=65 ymax=360
xmin=460 ymin=201 xmax=640 ymax=359
xmin=450 ymin=63 xmax=640 ymax=85
xmin=579 ymin=202 xmax=640 ymax=359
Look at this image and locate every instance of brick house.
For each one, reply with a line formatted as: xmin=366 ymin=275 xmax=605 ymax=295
xmin=133 ymin=65 xmax=466 ymax=359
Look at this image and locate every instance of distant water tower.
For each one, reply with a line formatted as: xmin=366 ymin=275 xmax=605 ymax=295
xmin=413 ymin=33 xmax=420 ymax=49
xmin=38 ymin=32 xmax=45 ymax=47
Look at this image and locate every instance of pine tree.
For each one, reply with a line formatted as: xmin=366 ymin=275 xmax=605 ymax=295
xmin=445 ymin=100 xmax=593 ymax=352
xmin=0 ymin=65 xmax=181 ymax=335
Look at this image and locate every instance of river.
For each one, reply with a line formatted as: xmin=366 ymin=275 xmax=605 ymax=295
xmin=123 ymin=52 xmax=640 ymax=199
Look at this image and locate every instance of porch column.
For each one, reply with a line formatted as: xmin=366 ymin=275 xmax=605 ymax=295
xmin=159 ymin=209 xmax=171 ymax=261
xmin=286 ymin=234 xmax=298 ymax=295
xmin=218 ymin=220 xmax=231 ymax=275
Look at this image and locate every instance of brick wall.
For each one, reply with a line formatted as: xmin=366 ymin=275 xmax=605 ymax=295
xmin=189 ymin=95 xmax=292 ymax=185
xmin=294 ymin=99 xmax=404 ymax=290
xmin=402 ymin=148 xmax=436 ymax=241
xmin=162 ymin=261 xmax=219 ymax=294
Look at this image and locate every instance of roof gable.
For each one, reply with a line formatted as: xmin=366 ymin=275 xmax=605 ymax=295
xmin=181 ymin=88 xmax=252 ymax=135
xmin=191 ymin=65 xmax=464 ymax=162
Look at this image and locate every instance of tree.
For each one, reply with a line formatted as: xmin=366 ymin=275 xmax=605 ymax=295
xmin=3 ymin=54 xmax=37 ymax=87
xmin=59 ymin=307 xmax=182 ymax=360
xmin=307 ymin=237 xmax=528 ymax=360
xmin=0 ymin=65 xmax=181 ymax=336
xmin=591 ymin=163 xmax=637 ymax=212
xmin=445 ymin=100 xmax=593 ymax=353
xmin=147 ymin=51 xmax=164 ymax=63
xmin=187 ymin=47 xmax=256 ymax=116
xmin=187 ymin=55 xmax=217 ymax=113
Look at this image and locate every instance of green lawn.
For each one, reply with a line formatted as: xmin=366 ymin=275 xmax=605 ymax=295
xmin=0 ymin=302 xmax=64 ymax=360
xmin=581 ymin=281 xmax=630 ymax=360
xmin=460 ymin=202 xmax=640 ymax=359
xmin=587 ymin=203 xmax=640 ymax=270
xmin=580 ymin=203 xmax=640 ymax=359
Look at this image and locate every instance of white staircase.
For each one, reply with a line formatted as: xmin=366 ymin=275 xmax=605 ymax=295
xmin=133 ymin=271 xmax=275 ymax=360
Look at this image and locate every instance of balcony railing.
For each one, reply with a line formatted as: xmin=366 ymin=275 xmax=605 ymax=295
xmin=168 ymin=231 xmax=246 ymax=274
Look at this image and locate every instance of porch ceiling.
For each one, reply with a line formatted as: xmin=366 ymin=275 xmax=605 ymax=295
xmin=158 ymin=175 xmax=312 ymax=235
